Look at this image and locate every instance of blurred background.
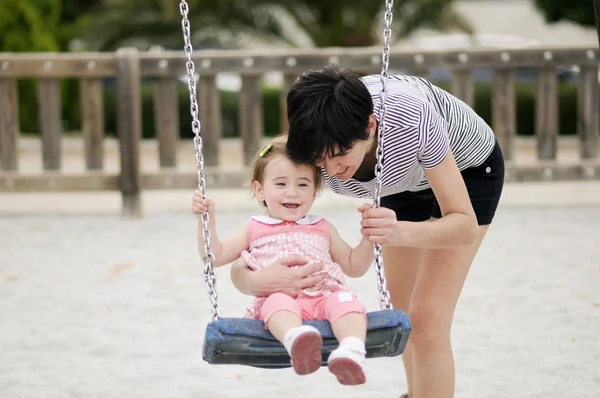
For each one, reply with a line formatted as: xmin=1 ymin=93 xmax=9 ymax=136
xmin=0 ymin=0 xmax=599 ymax=210
xmin=0 ymin=1 xmax=599 ymax=397
xmin=0 ymin=0 xmax=598 ymax=147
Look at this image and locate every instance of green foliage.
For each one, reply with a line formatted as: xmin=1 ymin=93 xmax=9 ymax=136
xmin=82 ymin=0 xmax=291 ymax=51
xmin=55 ymin=0 xmax=102 ymax=51
xmin=83 ymin=0 xmax=472 ymax=50
xmin=265 ymin=0 xmax=473 ymax=47
xmin=0 ymin=0 xmax=58 ymax=140
xmin=533 ymin=0 xmax=598 ymax=27
xmin=0 ymin=0 xmax=61 ymax=52
xmin=1 ymin=0 xmax=473 ymax=51
xmin=0 ymin=0 xmax=100 ymax=140
xmin=0 ymin=0 xmax=102 ymax=52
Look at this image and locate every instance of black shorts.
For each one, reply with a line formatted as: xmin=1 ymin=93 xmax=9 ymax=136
xmin=380 ymin=139 xmax=505 ymax=226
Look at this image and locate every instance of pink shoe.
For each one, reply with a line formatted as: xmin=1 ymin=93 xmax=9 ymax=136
xmin=327 ymin=345 xmax=366 ymax=385
xmin=286 ymin=326 xmax=323 ymax=375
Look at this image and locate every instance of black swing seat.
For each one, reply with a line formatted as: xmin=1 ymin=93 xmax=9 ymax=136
xmin=202 ymin=309 xmax=411 ymax=369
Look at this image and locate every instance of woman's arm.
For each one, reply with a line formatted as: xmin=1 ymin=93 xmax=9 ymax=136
xmin=328 ymin=222 xmax=374 ymax=278
xmin=359 ymin=99 xmax=478 ymax=249
xmin=230 ymin=255 xmax=327 ymax=297
xmin=359 ymin=150 xmax=478 ymax=249
xmin=230 ymin=257 xmax=257 ymax=295
xmin=402 ymin=150 xmax=478 ymax=247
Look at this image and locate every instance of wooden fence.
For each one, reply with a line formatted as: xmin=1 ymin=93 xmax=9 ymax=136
xmin=0 ymin=46 xmax=599 ymax=216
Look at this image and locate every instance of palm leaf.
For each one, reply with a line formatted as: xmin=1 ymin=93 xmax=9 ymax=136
xmin=83 ymin=0 xmax=472 ymax=50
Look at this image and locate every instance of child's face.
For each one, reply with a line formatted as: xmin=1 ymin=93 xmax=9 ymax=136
xmin=252 ymin=154 xmax=317 ymax=221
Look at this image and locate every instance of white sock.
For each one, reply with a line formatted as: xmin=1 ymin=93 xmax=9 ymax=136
xmin=339 ymin=336 xmax=366 ymax=353
xmin=329 ymin=336 xmax=366 ymax=363
xmin=282 ymin=325 xmax=320 ymax=355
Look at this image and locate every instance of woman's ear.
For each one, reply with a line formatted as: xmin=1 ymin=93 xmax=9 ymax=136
xmin=368 ymin=114 xmax=377 ymax=135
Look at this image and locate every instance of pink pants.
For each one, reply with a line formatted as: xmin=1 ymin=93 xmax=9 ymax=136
xmin=259 ymin=291 xmax=367 ymax=327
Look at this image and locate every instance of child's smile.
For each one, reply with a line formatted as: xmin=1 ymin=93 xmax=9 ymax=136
xmin=252 ymin=154 xmax=318 ymax=222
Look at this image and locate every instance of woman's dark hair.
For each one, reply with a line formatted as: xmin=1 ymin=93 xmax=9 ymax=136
xmin=286 ymin=64 xmax=373 ymax=164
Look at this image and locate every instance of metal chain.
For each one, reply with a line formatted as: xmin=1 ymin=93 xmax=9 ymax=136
xmin=373 ymin=0 xmax=394 ymax=311
xmin=179 ymin=0 xmax=220 ymax=321
xmin=179 ymin=0 xmax=393 ymax=316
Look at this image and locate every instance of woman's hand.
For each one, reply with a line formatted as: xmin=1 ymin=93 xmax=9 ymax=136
xmin=231 ymin=255 xmax=326 ymax=298
xmin=358 ymin=203 xmax=402 ymax=245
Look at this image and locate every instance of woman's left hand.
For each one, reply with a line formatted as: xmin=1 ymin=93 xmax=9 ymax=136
xmin=358 ymin=203 xmax=401 ymax=245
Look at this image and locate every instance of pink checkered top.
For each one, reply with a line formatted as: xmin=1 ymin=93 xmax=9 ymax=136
xmin=241 ymin=214 xmax=347 ymax=319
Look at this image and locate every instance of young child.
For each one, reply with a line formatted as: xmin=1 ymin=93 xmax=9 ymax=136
xmin=191 ymin=135 xmax=374 ymax=385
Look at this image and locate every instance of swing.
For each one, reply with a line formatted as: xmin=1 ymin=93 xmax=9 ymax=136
xmin=178 ymin=0 xmax=411 ymax=369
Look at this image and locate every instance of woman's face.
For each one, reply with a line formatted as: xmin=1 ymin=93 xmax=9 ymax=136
xmin=315 ymin=114 xmax=377 ymax=181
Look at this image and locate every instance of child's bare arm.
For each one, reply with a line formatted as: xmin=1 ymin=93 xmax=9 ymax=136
xmin=328 ymin=222 xmax=374 ymax=278
xmin=211 ymin=221 xmax=250 ymax=267
xmin=196 ymin=218 xmax=249 ymax=267
xmin=192 ymin=191 xmax=249 ymax=267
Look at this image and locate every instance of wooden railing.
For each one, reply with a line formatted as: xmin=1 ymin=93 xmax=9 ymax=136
xmin=0 ymin=46 xmax=599 ymax=216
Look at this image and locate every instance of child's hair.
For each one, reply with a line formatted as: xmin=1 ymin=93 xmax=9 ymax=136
xmin=250 ymin=134 xmax=323 ymax=206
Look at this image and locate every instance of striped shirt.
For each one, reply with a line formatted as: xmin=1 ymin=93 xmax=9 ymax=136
xmin=326 ymin=74 xmax=497 ymax=198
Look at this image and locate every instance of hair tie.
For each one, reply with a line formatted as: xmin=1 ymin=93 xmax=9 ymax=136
xmin=259 ymin=144 xmax=272 ymax=157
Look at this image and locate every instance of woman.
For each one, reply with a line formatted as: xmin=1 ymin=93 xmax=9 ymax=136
xmin=231 ymin=64 xmax=505 ymax=398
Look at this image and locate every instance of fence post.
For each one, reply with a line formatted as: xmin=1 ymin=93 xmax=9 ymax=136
xmin=198 ymin=74 xmax=221 ymax=166
xmin=0 ymin=79 xmax=19 ymax=171
xmin=38 ymin=79 xmax=63 ymax=170
xmin=594 ymin=0 xmax=600 ymax=47
xmin=239 ymin=74 xmax=263 ymax=165
xmin=492 ymin=68 xmax=516 ymax=161
xmin=115 ymin=48 xmax=143 ymax=218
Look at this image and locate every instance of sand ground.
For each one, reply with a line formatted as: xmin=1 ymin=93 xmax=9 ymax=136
xmin=1 ymin=180 xmax=599 ymax=398
xmin=2 ymin=135 xmax=600 ymax=398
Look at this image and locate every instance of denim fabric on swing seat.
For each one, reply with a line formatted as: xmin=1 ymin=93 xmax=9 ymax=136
xmin=202 ymin=309 xmax=411 ymax=368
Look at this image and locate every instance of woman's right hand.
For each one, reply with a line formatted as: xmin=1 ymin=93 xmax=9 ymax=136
xmin=232 ymin=255 xmax=326 ymax=298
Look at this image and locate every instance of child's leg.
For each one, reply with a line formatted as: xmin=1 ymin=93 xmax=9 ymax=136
xmin=317 ymin=291 xmax=368 ymax=385
xmin=260 ymin=292 xmax=323 ymax=375
xmin=331 ymin=312 xmax=367 ymax=342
